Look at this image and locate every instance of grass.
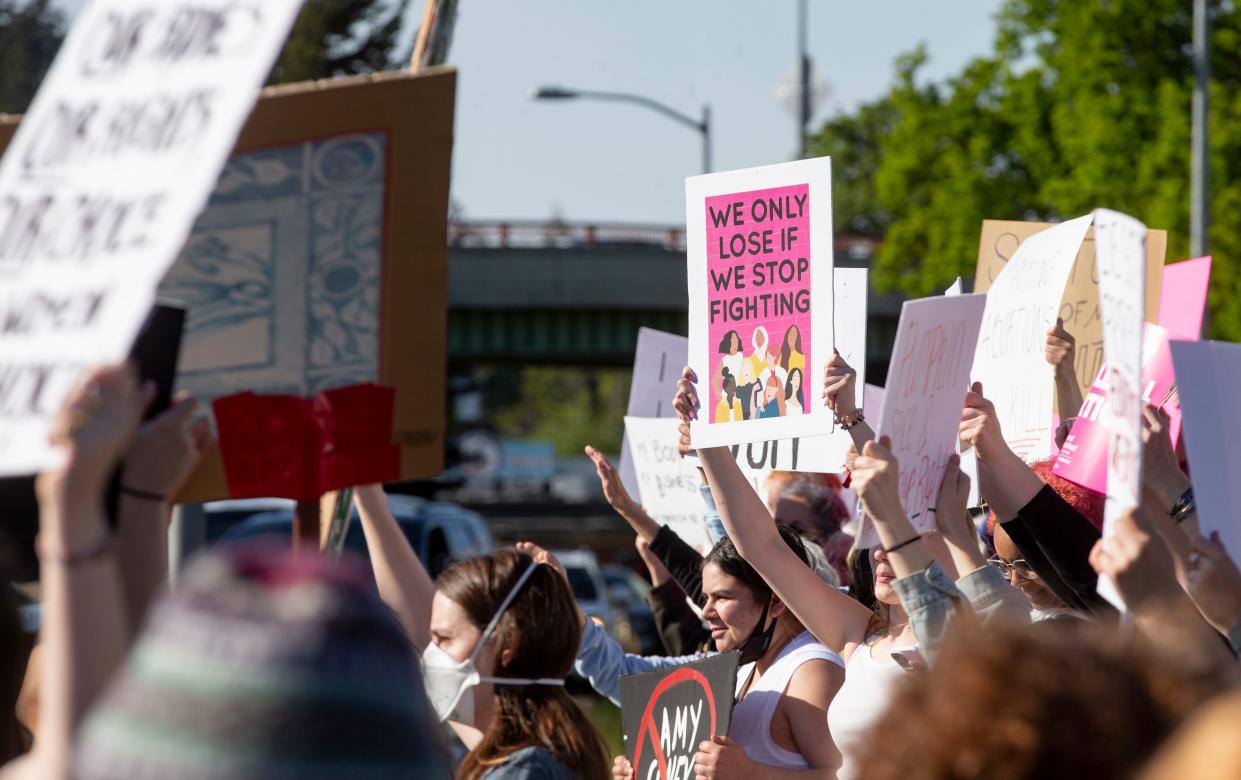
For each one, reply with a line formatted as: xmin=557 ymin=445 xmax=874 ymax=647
xmin=577 ymin=692 xmax=625 ymax=759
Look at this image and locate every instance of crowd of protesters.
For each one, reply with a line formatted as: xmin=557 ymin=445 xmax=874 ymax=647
xmin=2 ymin=317 xmax=1241 ymax=780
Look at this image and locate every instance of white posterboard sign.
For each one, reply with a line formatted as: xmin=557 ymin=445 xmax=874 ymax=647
xmin=876 ymin=294 xmax=987 ymax=536
xmin=1093 ymin=209 xmax=1147 ymax=607
xmin=621 ymin=268 xmax=867 ymax=496
xmin=686 ymin=158 xmax=835 ymax=448
xmin=0 ymin=0 xmax=305 ymax=474
xmin=625 ymin=416 xmax=716 ymax=552
xmin=1170 ymin=341 xmax=1241 ymax=563
xmin=972 ymin=214 xmax=1093 ymax=463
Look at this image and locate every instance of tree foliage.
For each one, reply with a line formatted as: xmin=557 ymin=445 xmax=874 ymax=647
xmin=0 ymin=0 xmax=64 ymax=115
xmin=490 ymin=367 xmax=628 ymax=458
xmin=268 ymin=0 xmax=410 ymax=85
xmin=815 ymin=0 xmax=1241 ymax=339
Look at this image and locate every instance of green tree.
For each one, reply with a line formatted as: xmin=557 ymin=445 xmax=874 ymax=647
xmin=0 ymin=0 xmax=64 ymax=114
xmin=832 ymin=0 xmax=1241 ymax=339
xmin=490 ymin=367 xmax=629 ymax=458
xmin=269 ymin=0 xmax=410 ymax=85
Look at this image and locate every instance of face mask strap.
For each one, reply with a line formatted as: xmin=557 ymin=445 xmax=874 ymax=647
xmin=469 ymin=560 xmax=542 ymax=664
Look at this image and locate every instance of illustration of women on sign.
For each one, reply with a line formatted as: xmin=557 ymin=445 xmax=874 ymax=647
xmin=747 ymin=326 xmax=771 ymax=385
xmin=752 ymin=373 xmax=787 ymax=419
xmin=779 ymin=324 xmax=805 ymax=375
xmin=736 ymin=360 xmax=759 ymax=420
xmin=715 ymin=368 xmax=744 ymax=422
xmin=714 ymin=329 xmax=744 ymax=398
xmin=784 ymin=367 xmax=805 ymax=415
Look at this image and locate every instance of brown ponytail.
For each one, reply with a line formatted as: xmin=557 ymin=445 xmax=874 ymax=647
xmin=438 ymin=550 xmax=611 ymax=780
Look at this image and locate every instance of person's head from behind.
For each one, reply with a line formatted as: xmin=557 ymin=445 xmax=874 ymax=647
xmin=1140 ymin=691 xmax=1241 ymax=780
xmin=701 ymin=527 xmax=808 ymax=657
xmin=1030 ymin=457 xmax=1105 ymax=530
xmin=74 ymin=543 xmax=448 ymax=779
xmin=774 ymin=477 xmax=849 ymax=549
xmin=432 ymin=549 xmax=609 ymax=779
xmin=856 ymin=619 xmax=1227 ymax=780
xmin=989 ymin=516 xmax=1063 ymax=612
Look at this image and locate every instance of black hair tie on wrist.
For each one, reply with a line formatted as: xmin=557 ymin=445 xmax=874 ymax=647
xmin=884 ymin=535 xmax=922 ymax=554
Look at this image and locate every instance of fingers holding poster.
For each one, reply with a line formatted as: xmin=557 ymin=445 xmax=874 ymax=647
xmin=688 ymin=159 xmax=834 ymax=449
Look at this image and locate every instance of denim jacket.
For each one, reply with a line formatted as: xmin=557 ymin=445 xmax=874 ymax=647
xmin=574 ymin=615 xmax=711 ymax=706
xmin=891 ymin=560 xmax=1030 ymax=665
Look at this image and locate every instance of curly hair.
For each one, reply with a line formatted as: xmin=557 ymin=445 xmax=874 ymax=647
xmin=986 ymin=457 xmax=1106 ymax=537
xmin=855 ymin=619 xmax=1232 ymax=780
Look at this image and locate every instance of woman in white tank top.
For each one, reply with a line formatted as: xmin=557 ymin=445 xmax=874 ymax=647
xmin=675 ymin=362 xmax=963 ymax=780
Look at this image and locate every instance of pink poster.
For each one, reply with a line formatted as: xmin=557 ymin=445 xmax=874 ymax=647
xmin=704 ymin=184 xmax=812 ymax=426
xmin=1053 ymin=323 xmax=1183 ymax=492
xmin=1157 ymin=256 xmax=1212 ymax=339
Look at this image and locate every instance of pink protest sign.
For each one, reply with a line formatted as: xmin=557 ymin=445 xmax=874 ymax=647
xmin=687 ymin=158 xmax=835 ymax=449
xmin=705 ymin=184 xmax=812 ymax=425
xmin=1053 ymin=323 xmax=1182 ymax=492
xmin=1157 ymin=256 xmax=1212 ymax=339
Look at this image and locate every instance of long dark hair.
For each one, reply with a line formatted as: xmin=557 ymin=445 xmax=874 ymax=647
xmin=718 ymin=329 xmax=741 ymax=354
xmin=784 ymin=367 xmax=804 ymax=408
xmin=779 ymin=325 xmax=802 ymax=370
xmin=703 ymin=526 xmax=809 ymax=634
xmin=437 ymin=551 xmax=610 ymax=780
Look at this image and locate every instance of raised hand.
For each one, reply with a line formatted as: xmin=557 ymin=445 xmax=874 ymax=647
xmin=1140 ymin=404 xmax=1192 ymax=516
xmin=1044 ymin=317 xmax=1076 ymax=373
xmin=611 ymin=755 xmax=634 ymax=780
xmin=821 ymin=349 xmax=857 ymax=414
xmin=672 ymin=366 xmax=700 ymax=422
xmin=585 ymin=445 xmax=641 ymax=518
xmin=121 ymin=392 xmax=214 ymax=499
xmin=43 ymin=364 xmax=152 ymax=505
xmin=676 ymin=420 xmax=693 ymax=458
xmin=959 ymin=382 xmax=1008 ymax=463
xmin=1088 ymin=507 xmax=1181 ymax=609
xmin=1186 ymin=532 xmax=1241 ymax=635
xmin=514 ymin=540 xmax=570 ymax=585
xmin=934 ymin=454 xmax=985 ymax=572
xmin=851 ymin=437 xmax=906 ymax=529
xmin=693 ymin=735 xmax=755 ymax=780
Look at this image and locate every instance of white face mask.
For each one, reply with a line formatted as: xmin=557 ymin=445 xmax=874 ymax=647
xmin=421 ymin=561 xmax=565 ymax=724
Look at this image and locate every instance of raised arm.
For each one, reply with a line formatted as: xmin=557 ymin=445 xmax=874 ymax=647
xmin=585 ymin=446 xmax=660 ymax=541
xmin=822 ymin=350 xmax=875 ymax=448
xmin=959 ymin=383 xmax=1044 ymax=521
xmin=674 ymin=368 xmax=873 ymax=656
xmin=115 ymin=393 xmax=213 ymax=640
xmin=353 ymin=484 xmax=433 ymax=650
xmin=1045 ymin=318 xmax=1084 ymax=421
xmin=24 ymin=366 xmax=146 ymax=779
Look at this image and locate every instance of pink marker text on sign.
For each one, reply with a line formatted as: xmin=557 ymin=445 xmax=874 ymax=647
xmin=704 ymin=184 xmax=811 ymax=428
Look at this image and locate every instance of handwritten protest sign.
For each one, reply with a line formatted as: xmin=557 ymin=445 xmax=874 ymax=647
xmin=0 ymin=1 xmax=304 ymax=474
xmin=687 ymin=158 xmax=834 ymax=448
xmin=973 ymin=215 xmax=1093 ymax=462
xmin=621 ymin=653 xmax=739 ymax=780
xmin=1157 ymin=256 xmax=1212 ymax=340
xmin=1170 ymin=341 xmax=1241 ymax=561
xmin=625 ymin=416 xmax=716 ymax=552
xmin=975 ymin=220 xmax=1166 ymax=407
xmin=877 ymin=295 xmax=986 ymax=534
xmin=1092 ymin=209 xmax=1147 ymax=607
xmin=1054 ymin=323 xmax=1181 ymax=493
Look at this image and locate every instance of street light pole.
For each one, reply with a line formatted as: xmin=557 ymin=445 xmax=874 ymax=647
xmin=1191 ymin=0 xmax=1210 ymax=260
xmin=533 ymin=86 xmax=712 ymax=173
xmin=798 ymin=0 xmax=810 ymax=157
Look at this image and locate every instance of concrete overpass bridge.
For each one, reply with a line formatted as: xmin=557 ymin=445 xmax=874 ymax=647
xmin=446 ymin=220 xmax=903 ymax=380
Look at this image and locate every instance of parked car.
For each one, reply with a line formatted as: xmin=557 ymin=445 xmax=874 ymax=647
xmin=555 ymin=549 xmax=638 ymax=651
xmin=601 ymin=564 xmax=662 ymax=655
xmin=213 ymin=494 xmax=493 ymax=579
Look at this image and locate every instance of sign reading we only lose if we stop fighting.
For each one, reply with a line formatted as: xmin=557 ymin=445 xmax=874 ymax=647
xmin=0 ymin=0 xmax=304 ymax=475
xmin=686 ymin=158 xmax=836 ymax=450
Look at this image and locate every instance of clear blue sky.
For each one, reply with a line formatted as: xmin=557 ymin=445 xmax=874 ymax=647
xmin=53 ymin=0 xmax=1005 ymax=224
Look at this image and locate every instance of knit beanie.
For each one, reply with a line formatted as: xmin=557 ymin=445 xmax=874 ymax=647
xmin=73 ymin=543 xmax=450 ymax=780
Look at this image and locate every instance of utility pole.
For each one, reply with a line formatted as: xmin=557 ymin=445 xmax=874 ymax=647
xmin=1191 ymin=0 xmax=1210 ymax=260
xmin=798 ymin=0 xmax=810 ymax=157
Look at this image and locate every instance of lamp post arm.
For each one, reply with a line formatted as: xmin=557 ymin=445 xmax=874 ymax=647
xmin=574 ymin=89 xmax=707 ymax=133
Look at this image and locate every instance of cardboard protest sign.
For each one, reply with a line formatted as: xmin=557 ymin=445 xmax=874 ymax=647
xmin=876 ymin=295 xmax=986 ymax=536
xmin=158 ymin=70 xmax=451 ymax=501
xmin=972 ymin=215 xmax=1093 ymax=462
xmin=975 ymin=220 xmax=1167 ymax=407
xmin=1054 ymin=323 xmax=1181 ymax=493
xmin=1170 ymin=341 xmax=1241 ymax=560
xmin=1092 ymin=209 xmax=1147 ymax=607
xmin=687 ymin=158 xmax=834 ymax=448
xmin=0 ymin=0 xmax=304 ymax=475
xmin=1158 ymin=256 xmax=1212 ymax=340
xmin=621 ymin=653 xmax=739 ymax=780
